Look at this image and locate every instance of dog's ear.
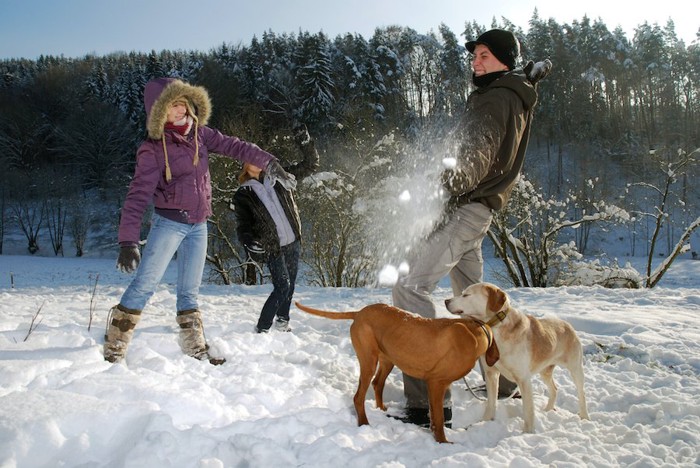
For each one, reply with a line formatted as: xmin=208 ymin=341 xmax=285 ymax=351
xmin=486 ymin=285 xmax=507 ymax=312
xmin=485 ymin=339 xmax=500 ymax=366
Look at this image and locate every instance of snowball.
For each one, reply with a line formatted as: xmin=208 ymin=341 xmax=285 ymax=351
xmin=399 ymin=190 xmax=411 ymax=202
xmin=377 ymin=265 xmax=399 ymax=286
xmin=442 ymin=157 xmax=457 ymax=169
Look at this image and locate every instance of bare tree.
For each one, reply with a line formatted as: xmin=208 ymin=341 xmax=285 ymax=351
xmin=647 ymin=216 xmax=700 ymax=287
xmin=299 ymin=171 xmax=376 ymax=287
xmin=205 ymin=216 xmax=250 ymax=285
xmin=11 ymin=200 xmax=45 ymax=255
xmin=44 ymin=197 xmax=67 ymax=256
xmin=628 ymin=147 xmax=698 ymax=287
xmin=488 ymin=176 xmax=630 ymax=287
xmin=68 ymin=196 xmax=94 ymax=257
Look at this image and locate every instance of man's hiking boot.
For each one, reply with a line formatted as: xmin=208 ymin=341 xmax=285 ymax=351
xmin=389 ymin=407 xmax=452 ymax=429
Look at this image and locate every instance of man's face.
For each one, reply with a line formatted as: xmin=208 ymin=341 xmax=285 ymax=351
xmin=471 ymin=44 xmax=509 ymax=76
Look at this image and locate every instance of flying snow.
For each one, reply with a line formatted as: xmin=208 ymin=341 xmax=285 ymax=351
xmin=377 ymin=264 xmax=400 ymax=286
xmin=442 ymin=157 xmax=457 ymax=169
xmin=377 ymin=262 xmax=410 ymax=287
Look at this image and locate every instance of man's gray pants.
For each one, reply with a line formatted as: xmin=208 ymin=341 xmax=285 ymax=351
xmin=391 ymin=202 xmax=515 ymax=409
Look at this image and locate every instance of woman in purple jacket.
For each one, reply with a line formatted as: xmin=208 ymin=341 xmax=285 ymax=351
xmin=104 ymin=77 xmax=295 ymax=365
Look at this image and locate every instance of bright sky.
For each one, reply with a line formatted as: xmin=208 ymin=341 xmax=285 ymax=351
xmin=1 ymin=0 xmax=696 ymax=60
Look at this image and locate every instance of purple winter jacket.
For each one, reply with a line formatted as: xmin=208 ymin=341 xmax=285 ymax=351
xmin=118 ymin=78 xmax=275 ymax=245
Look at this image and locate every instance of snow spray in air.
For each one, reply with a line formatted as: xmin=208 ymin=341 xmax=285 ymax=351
xmin=360 ymin=127 xmax=460 ymax=286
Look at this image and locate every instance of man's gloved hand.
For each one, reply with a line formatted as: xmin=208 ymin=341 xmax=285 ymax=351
xmin=117 ymin=245 xmax=141 ymax=273
xmin=441 ymin=168 xmax=470 ymax=197
xmin=524 ymin=59 xmax=553 ymax=86
xmin=246 ymin=241 xmax=267 ymax=263
xmin=266 ymin=159 xmax=297 ymax=191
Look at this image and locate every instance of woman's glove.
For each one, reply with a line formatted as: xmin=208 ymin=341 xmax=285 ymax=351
xmin=117 ymin=245 xmax=141 ymax=273
xmin=266 ymin=159 xmax=297 ymax=191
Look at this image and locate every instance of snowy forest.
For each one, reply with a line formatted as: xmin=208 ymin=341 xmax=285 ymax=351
xmin=1 ymin=14 xmax=699 ymax=288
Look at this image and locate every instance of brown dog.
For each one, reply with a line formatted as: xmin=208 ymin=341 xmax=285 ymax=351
xmin=444 ymin=282 xmax=589 ymax=433
xmin=294 ymin=301 xmax=499 ymax=443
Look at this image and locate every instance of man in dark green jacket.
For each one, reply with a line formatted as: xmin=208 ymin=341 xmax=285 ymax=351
xmin=392 ymin=28 xmax=551 ymax=428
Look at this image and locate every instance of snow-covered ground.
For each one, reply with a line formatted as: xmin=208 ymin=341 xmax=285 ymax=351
xmin=1 ymin=254 xmax=699 ymax=467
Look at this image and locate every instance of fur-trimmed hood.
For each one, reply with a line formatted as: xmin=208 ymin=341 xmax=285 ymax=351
xmin=144 ymin=78 xmax=212 ymax=139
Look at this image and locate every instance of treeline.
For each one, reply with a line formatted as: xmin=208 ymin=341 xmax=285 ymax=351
xmin=0 ymin=14 xmax=698 ymax=286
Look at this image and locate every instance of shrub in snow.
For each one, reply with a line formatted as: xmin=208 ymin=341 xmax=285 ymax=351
xmin=555 ymin=258 xmax=642 ymax=288
xmin=488 ymin=176 xmax=630 ymax=287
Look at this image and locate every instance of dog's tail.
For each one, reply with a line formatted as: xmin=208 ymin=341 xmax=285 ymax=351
xmin=294 ymin=302 xmax=357 ymax=320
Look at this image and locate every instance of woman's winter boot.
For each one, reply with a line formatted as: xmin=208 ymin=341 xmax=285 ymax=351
xmin=176 ymin=309 xmax=226 ymax=365
xmin=104 ymin=304 xmax=142 ymax=363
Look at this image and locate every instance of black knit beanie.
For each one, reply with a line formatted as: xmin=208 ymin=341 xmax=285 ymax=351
xmin=465 ymin=29 xmax=520 ymax=70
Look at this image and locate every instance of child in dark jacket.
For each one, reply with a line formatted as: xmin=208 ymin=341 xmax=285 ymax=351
xmin=233 ymin=126 xmax=319 ymax=333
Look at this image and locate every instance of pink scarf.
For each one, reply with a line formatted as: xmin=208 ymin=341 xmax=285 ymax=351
xmin=164 ymin=115 xmax=193 ymax=135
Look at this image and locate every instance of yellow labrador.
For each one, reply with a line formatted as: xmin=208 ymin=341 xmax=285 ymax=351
xmin=445 ymin=282 xmax=589 ymax=433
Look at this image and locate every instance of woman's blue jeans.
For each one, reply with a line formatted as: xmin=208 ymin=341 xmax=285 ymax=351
xmin=257 ymin=240 xmax=300 ymax=330
xmin=120 ymin=214 xmax=207 ymax=312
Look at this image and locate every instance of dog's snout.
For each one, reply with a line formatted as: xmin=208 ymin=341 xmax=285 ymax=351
xmin=445 ymin=298 xmax=462 ymax=315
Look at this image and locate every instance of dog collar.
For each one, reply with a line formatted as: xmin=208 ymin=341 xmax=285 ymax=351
xmin=486 ymin=309 xmax=508 ymax=328
xmin=472 ymin=318 xmax=494 ymax=348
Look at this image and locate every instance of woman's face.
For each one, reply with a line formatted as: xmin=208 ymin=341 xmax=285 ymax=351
xmin=166 ymin=100 xmax=188 ymax=123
